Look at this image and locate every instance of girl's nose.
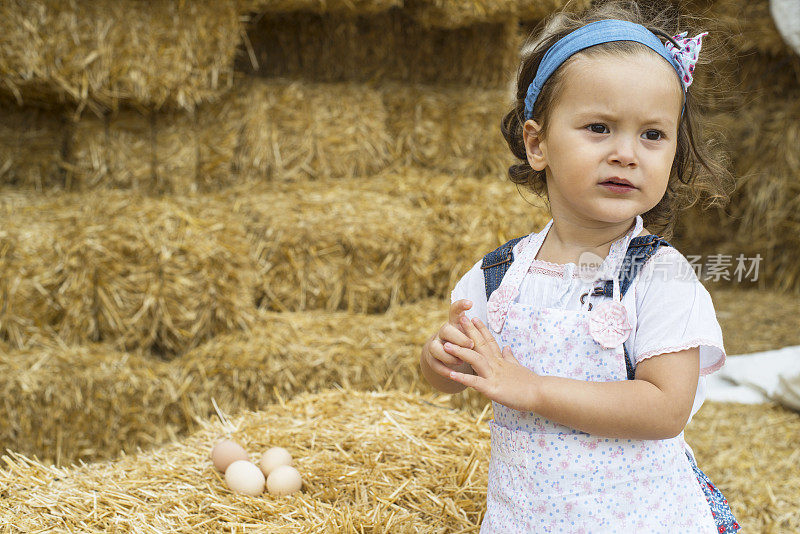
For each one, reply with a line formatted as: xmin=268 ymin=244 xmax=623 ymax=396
xmin=608 ymin=138 xmax=638 ymax=167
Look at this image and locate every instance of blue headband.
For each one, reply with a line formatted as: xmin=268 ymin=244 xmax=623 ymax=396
xmin=523 ymin=19 xmax=686 ymax=121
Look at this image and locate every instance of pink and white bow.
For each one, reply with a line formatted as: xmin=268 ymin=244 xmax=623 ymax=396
xmin=665 ymin=31 xmax=708 ymax=90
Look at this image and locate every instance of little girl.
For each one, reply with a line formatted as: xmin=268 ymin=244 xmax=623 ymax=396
xmin=419 ymin=1 xmax=739 ymax=532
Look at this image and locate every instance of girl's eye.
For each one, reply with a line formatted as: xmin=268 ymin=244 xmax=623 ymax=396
xmin=587 ymin=124 xmax=609 ymax=134
xmin=643 ymin=130 xmax=665 ymax=141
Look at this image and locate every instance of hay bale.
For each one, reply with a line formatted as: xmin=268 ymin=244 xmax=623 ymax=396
xmin=685 ymin=401 xmax=800 ymax=532
xmin=0 ymin=344 xmax=185 ymax=466
xmin=0 ymin=0 xmax=240 ymax=113
xmin=67 ymin=100 xmax=242 ymax=193
xmin=382 ymin=83 xmax=514 ymax=177
xmin=0 ymin=389 xmax=491 ymax=531
xmin=178 ymin=298 xmax=489 ymax=418
xmin=1 ymin=171 xmax=545 ymax=350
xmin=234 ymin=79 xmax=393 ymax=181
xmin=0 ymin=105 xmax=67 ymax=190
xmin=237 ymin=10 xmax=520 ymax=87
xmin=0 ymin=191 xmax=257 ymax=356
xmin=0 ymin=219 xmax=65 ymax=351
xmin=241 ymin=0 xmax=402 ymax=15
xmin=227 ymin=168 xmax=547 ymax=313
xmin=67 ymin=109 xmax=155 ymax=191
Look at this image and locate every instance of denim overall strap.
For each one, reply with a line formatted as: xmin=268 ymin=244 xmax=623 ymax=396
xmin=480 ymin=235 xmax=526 ymax=303
xmin=598 ymin=234 xmax=673 ymax=381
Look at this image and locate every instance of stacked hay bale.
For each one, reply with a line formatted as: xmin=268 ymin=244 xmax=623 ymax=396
xmin=0 ymin=0 xmax=240 ymax=113
xmin=0 ymin=191 xmax=258 ymax=356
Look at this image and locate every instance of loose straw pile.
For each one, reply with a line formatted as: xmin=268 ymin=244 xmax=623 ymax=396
xmin=1 ymin=390 xmax=797 ymax=532
xmin=0 ymin=389 xmax=492 ymax=532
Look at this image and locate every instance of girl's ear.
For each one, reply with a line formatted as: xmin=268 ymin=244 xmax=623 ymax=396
xmin=523 ymin=119 xmax=547 ymax=171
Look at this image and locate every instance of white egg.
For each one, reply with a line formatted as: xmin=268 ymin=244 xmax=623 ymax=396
xmin=259 ymin=446 xmax=293 ymax=477
xmin=225 ymin=460 xmax=265 ymax=496
xmin=267 ymin=465 xmax=303 ymax=496
xmin=211 ymin=439 xmax=249 ymax=472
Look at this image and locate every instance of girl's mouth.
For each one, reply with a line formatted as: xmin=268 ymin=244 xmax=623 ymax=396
xmin=600 ymin=180 xmax=636 ymax=193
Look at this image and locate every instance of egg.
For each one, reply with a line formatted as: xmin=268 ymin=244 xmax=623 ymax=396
xmin=259 ymin=446 xmax=292 ymax=476
xmin=225 ymin=460 xmax=265 ymax=496
xmin=266 ymin=465 xmax=303 ymax=496
xmin=211 ymin=439 xmax=249 ymax=472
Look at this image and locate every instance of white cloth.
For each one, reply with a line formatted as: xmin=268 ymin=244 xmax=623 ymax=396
xmin=451 ymin=219 xmax=727 ymax=424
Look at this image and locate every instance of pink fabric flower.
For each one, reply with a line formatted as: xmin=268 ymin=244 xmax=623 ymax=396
xmin=588 ymin=300 xmax=632 ymax=348
xmin=487 ymin=283 xmax=519 ymax=332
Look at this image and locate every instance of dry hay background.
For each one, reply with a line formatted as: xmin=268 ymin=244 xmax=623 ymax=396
xmin=0 ymin=169 xmax=546 ymax=355
xmin=1 ymin=0 xmax=800 ymax=531
xmin=1 ymin=0 xmax=799 ymax=293
xmin=237 ymin=11 xmax=520 ymax=86
xmin=673 ymin=0 xmax=800 ymax=294
xmin=0 ymin=0 xmax=241 ymax=115
xmin=0 ymin=390 xmax=797 ymax=533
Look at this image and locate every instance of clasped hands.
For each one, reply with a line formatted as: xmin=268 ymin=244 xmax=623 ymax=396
xmin=432 ymin=299 xmax=540 ymax=412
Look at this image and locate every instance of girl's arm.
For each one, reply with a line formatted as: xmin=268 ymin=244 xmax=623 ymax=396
xmin=443 ymin=316 xmax=699 ymax=440
xmin=529 ymin=347 xmax=699 ymax=440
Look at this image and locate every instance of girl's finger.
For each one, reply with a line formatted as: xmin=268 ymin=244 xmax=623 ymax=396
xmin=472 ymin=317 xmax=502 ymax=352
xmin=448 ymin=369 xmax=484 ymax=392
xmin=459 ymin=314 xmax=483 ymax=345
xmin=428 ymin=353 xmax=462 ymax=379
xmin=440 ymin=323 xmax=474 ymax=350
xmin=429 ymin=339 xmax=465 ymax=366
xmin=443 ymin=342 xmax=486 ymax=376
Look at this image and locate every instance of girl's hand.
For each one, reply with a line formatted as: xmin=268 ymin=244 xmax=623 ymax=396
xmin=424 ymin=300 xmax=475 ymax=373
xmin=440 ymin=316 xmax=540 ymax=412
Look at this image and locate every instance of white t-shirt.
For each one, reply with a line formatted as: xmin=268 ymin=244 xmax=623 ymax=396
xmin=450 ymin=231 xmax=727 ymax=425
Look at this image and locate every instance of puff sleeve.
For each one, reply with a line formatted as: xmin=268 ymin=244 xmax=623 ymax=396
xmin=629 ymin=248 xmax=726 ymax=376
xmin=450 ymin=258 xmax=489 ymax=326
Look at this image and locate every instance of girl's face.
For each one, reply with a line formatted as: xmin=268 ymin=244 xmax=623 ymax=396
xmin=523 ymin=51 xmax=683 ymax=228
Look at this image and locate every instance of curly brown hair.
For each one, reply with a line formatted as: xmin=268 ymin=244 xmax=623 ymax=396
xmin=500 ymin=0 xmax=735 ymax=241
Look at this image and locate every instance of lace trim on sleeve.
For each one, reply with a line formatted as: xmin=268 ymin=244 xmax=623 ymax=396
xmin=635 ymin=338 xmax=726 ymax=376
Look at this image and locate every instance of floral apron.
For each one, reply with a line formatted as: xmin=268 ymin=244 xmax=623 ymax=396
xmin=480 ymin=219 xmax=718 ymax=533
